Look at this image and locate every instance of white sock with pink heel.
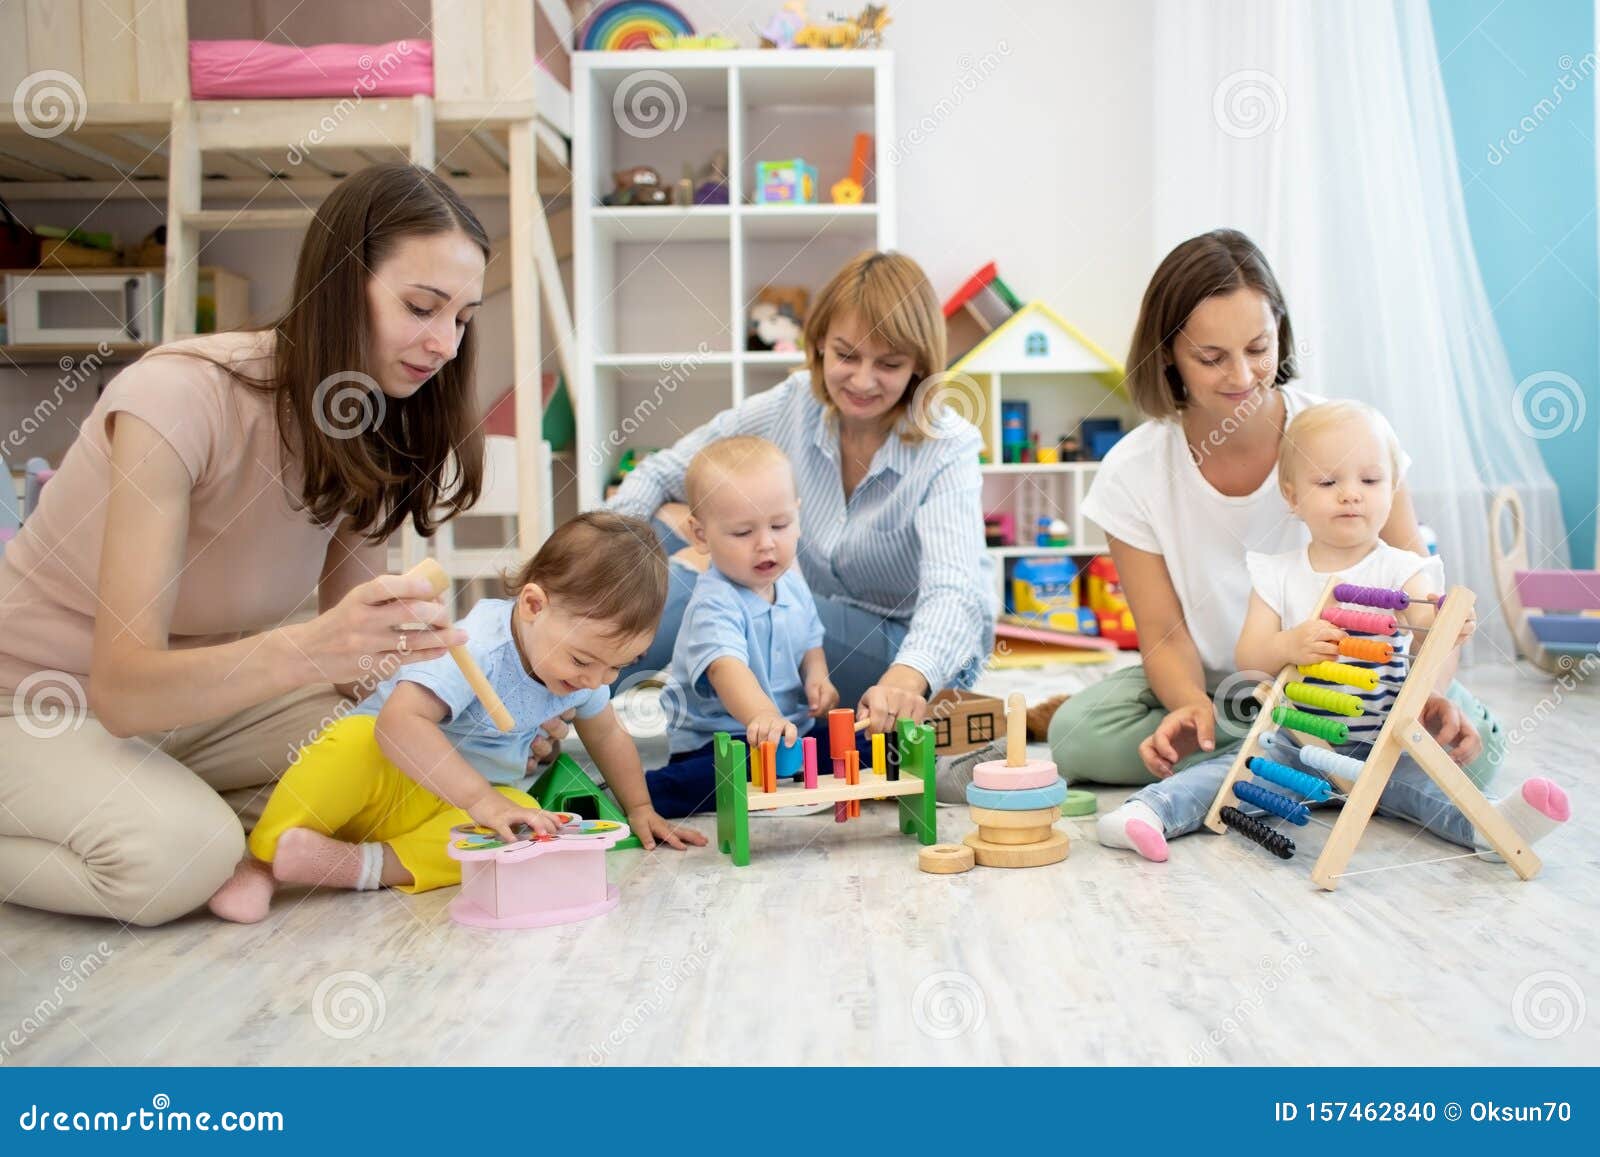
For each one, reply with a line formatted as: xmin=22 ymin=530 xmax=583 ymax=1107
xmin=1476 ymin=777 xmax=1571 ymax=861
xmin=1096 ymin=800 xmax=1170 ymax=862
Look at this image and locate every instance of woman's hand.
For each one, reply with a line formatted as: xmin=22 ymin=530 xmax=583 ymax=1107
xmin=526 ymin=710 xmax=575 ymax=769
xmin=625 ymin=804 xmax=708 ymax=851
xmin=857 ymin=666 xmax=929 ymax=734
xmin=287 ymin=573 xmax=465 ymax=687
xmin=1421 ymin=693 xmax=1482 ymax=765
xmin=466 ymin=793 xmax=564 ymax=845
xmin=1138 ymin=702 xmax=1217 ymax=779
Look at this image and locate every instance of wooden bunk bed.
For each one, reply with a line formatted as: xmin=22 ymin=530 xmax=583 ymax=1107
xmin=0 ymin=0 xmax=578 ymax=557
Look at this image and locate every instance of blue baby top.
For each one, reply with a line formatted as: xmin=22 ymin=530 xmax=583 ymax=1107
xmin=353 ymin=597 xmax=610 ymax=785
xmin=667 ymin=564 xmax=826 ymax=754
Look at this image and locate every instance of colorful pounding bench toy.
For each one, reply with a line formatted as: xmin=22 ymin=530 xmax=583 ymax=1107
xmin=447 ymin=816 xmax=632 ymax=929
xmin=712 ymin=715 xmax=937 ymax=867
xmin=1203 ymin=579 xmax=1540 ymax=890
xmin=956 ymin=693 xmax=1074 ymax=869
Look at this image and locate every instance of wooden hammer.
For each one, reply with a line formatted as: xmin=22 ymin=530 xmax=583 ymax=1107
xmin=403 ymin=559 xmax=516 ymax=732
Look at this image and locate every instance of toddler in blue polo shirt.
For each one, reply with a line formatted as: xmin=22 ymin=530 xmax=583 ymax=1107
xmin=645 ymin=436 xmax=839 ymax=817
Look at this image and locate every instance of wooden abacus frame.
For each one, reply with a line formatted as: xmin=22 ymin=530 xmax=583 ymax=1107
xmin=1203 ymin=579 xmax=1541 ymax=890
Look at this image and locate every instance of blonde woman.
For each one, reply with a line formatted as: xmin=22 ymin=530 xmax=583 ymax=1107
xmin=609 ymin=251 xmax=993 ymax=739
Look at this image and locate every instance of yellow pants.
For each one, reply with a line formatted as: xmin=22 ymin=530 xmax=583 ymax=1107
xmin=248 ymin=715 xmax=539 ymax=894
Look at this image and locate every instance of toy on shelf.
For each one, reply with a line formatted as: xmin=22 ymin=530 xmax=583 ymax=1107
xmin=1011 ymin=556 xmax=1096 ymax=635
xmin=755 ymin=1 xmax=808 ymax=48
xmin=1056 ymin=433 xmax=1082 ymax=461
xmin=603 ymin=166 xmax=672 ymax=207
xmin=578 ymin=1 xmax=696 ymax=51
xmin=747 ymin=285 xmax=808 ymax=352
xmin=1001 ymin=400 xmax=1030 ymax=463
xmin=793 ymin=4 xmax=892 ymax=49
xmin=983 ymin=511 xmax=1015 ymax=547
xmin=690 ymin=148 xmax=730 ymax=205
xmin=651 ymin=33 xmax=737 ymax=49
xmin=1034 ymin=517 xmax=1070 ymax=548
xmin=943 ymin=262 xmax=1024 ymax=364
xmin=1490 ymin=486 xmax=1600 ymax=673
xmin=712 ymin=713 xmax=936 ymax=866
xmin=1203 ymin=579 xmax=1541 ymax=891
xmin=954 ymin=693 xmax=1087 ymax=871
xmin=447 ymin=815 xmax=632 ymax=929
xmin=1084 ymin=555 xmax=1137 ymax=649
xmin=831 ymin=132 xmax=873 ymax=204
xmin=926 ymin=689 xmax=1005 ymax=756
xmin=754 ymin=158 xmax=819 ymax=204
xmin=1079 ymin=417 xmax=1125 ymax=460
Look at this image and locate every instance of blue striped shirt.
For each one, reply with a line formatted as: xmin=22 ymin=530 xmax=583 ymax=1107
xmin=606 ymin=372 xmax=995 ymax=692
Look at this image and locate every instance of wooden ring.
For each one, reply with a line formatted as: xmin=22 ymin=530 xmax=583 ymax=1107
xmin=918 ymin=843 xmax=976 ymax=874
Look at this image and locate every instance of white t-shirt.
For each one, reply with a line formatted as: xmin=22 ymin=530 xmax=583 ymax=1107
xmin=1245 ymin=541 xmax=1444 ymax=743
xmin=1080 ymin=387 xmax=1411 ymax=673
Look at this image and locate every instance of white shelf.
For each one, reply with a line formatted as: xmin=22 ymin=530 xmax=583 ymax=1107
xmin=982 ymin=462 xmax=1100 ymax=474
xmin=574 ymin=51 xmax=895 ymax=507
xmin=591 ymin=206 xmax=732 ymax=242
xmin=740 ymin=203 xmax=878 ymax=240
xmin=988 ymin=545 xmax=1106 ymax=558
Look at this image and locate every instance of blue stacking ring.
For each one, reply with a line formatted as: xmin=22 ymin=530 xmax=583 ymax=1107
xmin=965 ymin=778 xmax=1068 ymax=810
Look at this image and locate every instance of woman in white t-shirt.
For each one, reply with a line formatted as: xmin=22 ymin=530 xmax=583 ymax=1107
xmin=1048 ymin=229 xmax=1503 ymax=786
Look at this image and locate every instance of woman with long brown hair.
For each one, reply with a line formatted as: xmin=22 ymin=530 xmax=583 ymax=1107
xmin=0 ymin=164 xmax=517 ymax=926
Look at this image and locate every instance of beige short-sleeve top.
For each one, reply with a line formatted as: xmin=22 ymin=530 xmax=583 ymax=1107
xmin=0 ymin=331 xmax=338 ymax=694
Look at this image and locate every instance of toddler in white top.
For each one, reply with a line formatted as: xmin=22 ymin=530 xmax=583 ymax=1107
xmin=1096 ymin=401 xmax=1572 ymax=862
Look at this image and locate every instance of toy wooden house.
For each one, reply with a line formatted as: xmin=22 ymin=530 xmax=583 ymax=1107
xmin=927 ymin=689 xmax=1007 ymax=756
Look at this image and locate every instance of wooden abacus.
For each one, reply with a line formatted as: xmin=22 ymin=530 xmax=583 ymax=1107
xmin=1203 ymin=579 xmax=1540 ymax=890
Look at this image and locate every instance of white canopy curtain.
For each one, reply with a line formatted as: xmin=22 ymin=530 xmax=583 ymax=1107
xmin=1150 ymin=0 xmax=1568 ymax=665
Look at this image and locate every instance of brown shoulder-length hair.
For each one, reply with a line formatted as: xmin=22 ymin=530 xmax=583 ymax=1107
xmin=1125 ymin=229 xmax=1297 ymax=420
xmin=504 ymin=511 xmax=668 ymax=639
xmin=802 ymin=250 xmax=946 ymax=442
xmin=169 ymin=163 xmax=489 ymax=541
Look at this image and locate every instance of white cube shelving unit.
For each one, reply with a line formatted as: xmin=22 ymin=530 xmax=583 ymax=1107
xmin=572 ymin=50 xmax=896 ymax=509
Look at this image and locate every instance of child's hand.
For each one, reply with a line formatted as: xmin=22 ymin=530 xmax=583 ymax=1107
xmin=746 ymin=713 xmax=797 ymax=749
xmin=625 ymin=804 xmax=708 ymax=851
xmin=1282 ymin=619 xmax=1344 ymax=666
xmin=806 ymin=675 xmax=840 ymax=717
xmin=466 ymin=792 xmax=564 ymax=844
xmin=1421 ymin=693 xmax=1482 ymax=765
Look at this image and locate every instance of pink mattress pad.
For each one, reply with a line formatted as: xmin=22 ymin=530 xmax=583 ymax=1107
xmin=189 ymin=39 xmax=434 ymax=99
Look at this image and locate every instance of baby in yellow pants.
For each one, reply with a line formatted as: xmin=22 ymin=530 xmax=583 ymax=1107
xmin=209 ymin=512 xmax=707 ymax=922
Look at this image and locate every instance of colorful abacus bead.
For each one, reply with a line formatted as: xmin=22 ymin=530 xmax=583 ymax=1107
xmin=1247 ymin=755 xmax=1335 ymax=802
xmin=1340 ymin=637 xmax=1395 ymax=664
xmin=1333 ymin=583 xmax=1409 ymax=610
xmin=1219 ymin=805 xmax=1296 ymax=859
xmin=1298 ymin=661 xmax=1379 ymax=691
xmin=1322 ymin=606 xmax=1396 ymax=635
xmin=1290 ymin=743 xmax=1366 ymax=784
xmin=1233 ymin=779 xmax=1311 ymax=825
xmin=1272 ymin=705 xmax=1349 ymax=744
xmin=1284 ymin=681 xmax=1364 ymax=717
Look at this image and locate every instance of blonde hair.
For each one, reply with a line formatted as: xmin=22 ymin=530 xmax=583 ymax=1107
xmin=505 ymin=511 xmax=667 ymax=637
xmin=1278 ymin=401 xmax=1403 ymax=490
xmin=684 ymin=436 xmax=793 ymax=516
xmin=803 ymin=250 xmax=946 ymax=442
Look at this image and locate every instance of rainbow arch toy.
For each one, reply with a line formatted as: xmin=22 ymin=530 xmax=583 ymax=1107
xmin=578 ymin=1 xmax=695 ymax=51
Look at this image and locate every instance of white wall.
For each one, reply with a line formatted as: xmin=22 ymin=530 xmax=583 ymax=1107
xmin=2 ymin=1 xmax=1156 ymax=469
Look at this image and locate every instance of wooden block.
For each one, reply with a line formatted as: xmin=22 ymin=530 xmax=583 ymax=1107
xmin=977 ymin=824 xmax=1055 ymax=846
xmin=962 ymin=829 xmax=1070 ymax=868
xmin=918 ymin=844 xmax=976 ymax=874
xmin=969 ymin=805 xmax=1061 ymax=829
xmin=973 ymin=758 xmax=1059 ymax=791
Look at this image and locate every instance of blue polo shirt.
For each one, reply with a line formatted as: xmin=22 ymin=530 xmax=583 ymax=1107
xmin=667 ymin=564 xmax=826 ymax=754
xmin=352 ymin=597 xmax=611 ymax=785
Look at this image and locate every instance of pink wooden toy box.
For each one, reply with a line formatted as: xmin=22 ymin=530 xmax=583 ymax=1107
xmin=446 ymin=816 xmax=630 ymax=930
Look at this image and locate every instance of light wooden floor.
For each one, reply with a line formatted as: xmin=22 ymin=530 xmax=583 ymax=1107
xmin=2 ymin=663 xmax=1595 ymax=1066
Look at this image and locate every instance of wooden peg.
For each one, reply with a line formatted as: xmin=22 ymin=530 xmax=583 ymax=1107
xmin=1006 ymin=691 xmax=1027 ymax=767
xmin=403 ymin=559 xmax=514 ymax=732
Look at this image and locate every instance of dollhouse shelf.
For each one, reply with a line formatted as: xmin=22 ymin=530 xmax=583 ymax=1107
xmin=572 ymin=50 xmax=895 ymax=508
